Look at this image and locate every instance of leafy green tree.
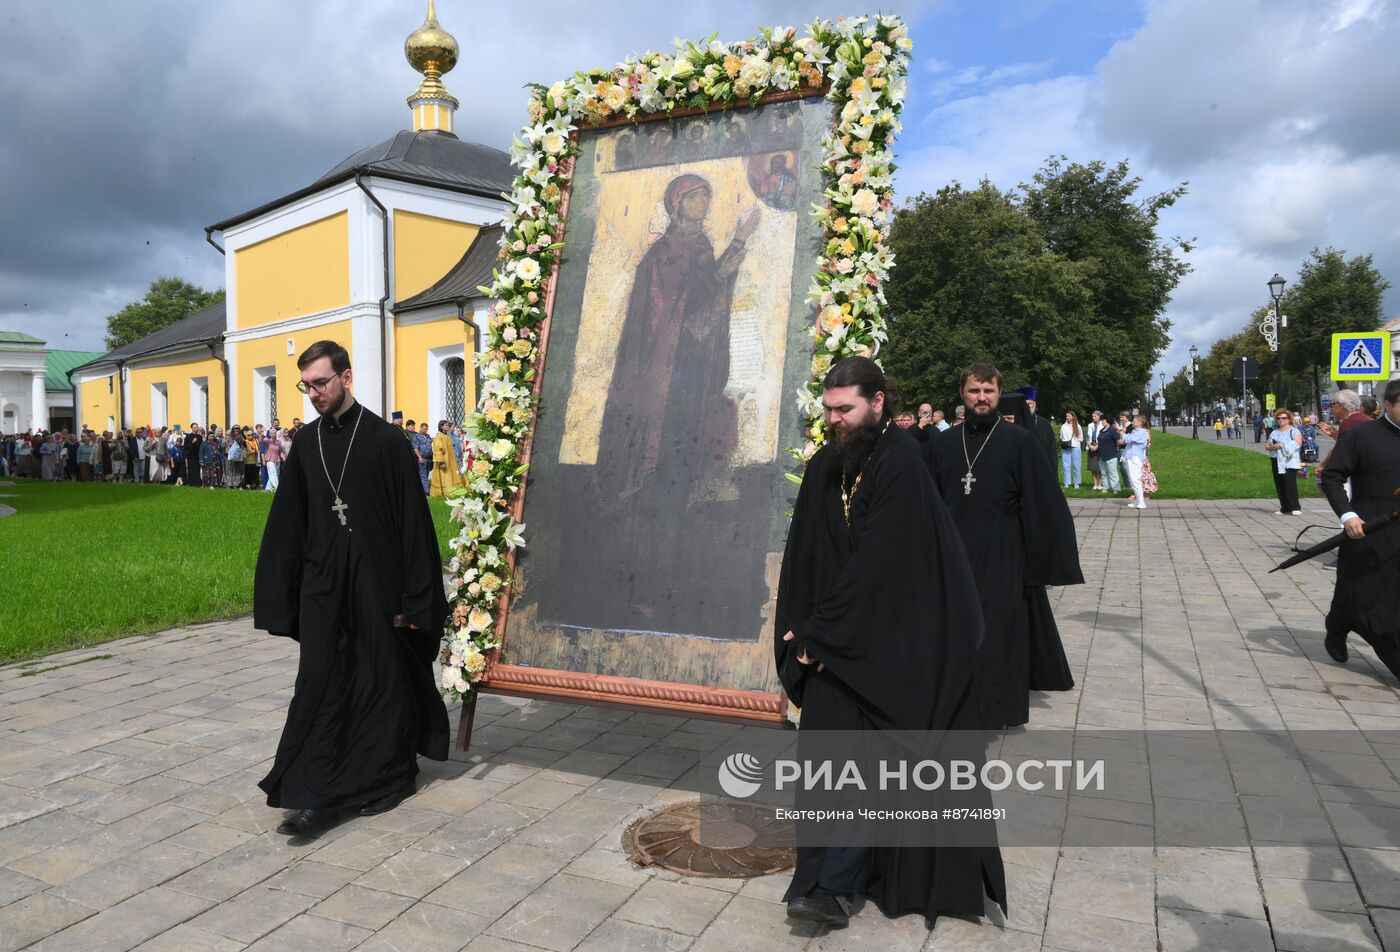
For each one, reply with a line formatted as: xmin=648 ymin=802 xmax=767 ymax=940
xmin=105 ymin=277 xmax=225 ymax=350
xmin=1280 ymin=247 xmax=1390 ymax=410
xmin=1019 ymin=157 xmax=1192 ymax=411
xmin=883 ymin=180 xmax=1129 ymax=415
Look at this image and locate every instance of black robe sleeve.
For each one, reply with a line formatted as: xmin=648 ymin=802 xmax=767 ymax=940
xmin=253 ymin=437 xmax=308 ymax=639
xmin=1320 ymin=428 xmax=1359 ymax=518
xmin=774 ymin=451 xmax=824 ymax=709
xmin=389 ymin=429 xmax=450 ymax=633
xmin=1018 ymin=439 xmax=1085 ymax=587
xmin=778 ymin=441 xmax=984 ymax=731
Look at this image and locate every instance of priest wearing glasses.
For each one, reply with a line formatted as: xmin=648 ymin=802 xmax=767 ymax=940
xmin=254 ymin=340 xmax=449 ymax=837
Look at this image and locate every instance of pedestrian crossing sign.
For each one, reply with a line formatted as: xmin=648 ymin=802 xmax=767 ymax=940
xmin=1331 ymin=332 xmax=1391 ymax=381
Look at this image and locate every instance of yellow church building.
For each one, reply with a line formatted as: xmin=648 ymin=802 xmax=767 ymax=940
xmin=72 ymin=3 xmax=509 ymax=432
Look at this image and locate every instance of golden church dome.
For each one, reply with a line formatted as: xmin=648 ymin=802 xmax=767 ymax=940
xmin=406 ymin=0 xmax=459 ymax=84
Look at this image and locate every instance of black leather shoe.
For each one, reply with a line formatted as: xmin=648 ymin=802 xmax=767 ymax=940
xmin=360 ymin=782 xmax=415 ymax=816
xmin=786 ymin=892 xmax=851 ymax=926
xmin=276 ymin=808 xmax=330 ymax=836
xmin=1325 ymin=628 xmax=1349 ymax=663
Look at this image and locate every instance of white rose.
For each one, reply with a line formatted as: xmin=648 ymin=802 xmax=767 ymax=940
xmin=850 ymin=188 xmax=879 ymax=216
xmin=489 ymin=439 xmax=513 ymax=460
xmin=542 ymin=131 xmax=566 ymax=155
xmin=603 ymin=84 xmax=628 ymax=111
xmin=739 ymin=56 xmax=771 ymax=86
xmin=516 ymin=258 xmax=541 ymax=282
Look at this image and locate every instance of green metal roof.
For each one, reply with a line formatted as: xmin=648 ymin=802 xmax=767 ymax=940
xmin=46 ymin=350 xmax=104 ymax=392
xmin=0 ymin=331 xmax=46 ymax=345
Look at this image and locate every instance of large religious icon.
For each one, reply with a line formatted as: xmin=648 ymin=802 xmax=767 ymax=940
xmin=488 ymin=92 xmax=832 ymax=720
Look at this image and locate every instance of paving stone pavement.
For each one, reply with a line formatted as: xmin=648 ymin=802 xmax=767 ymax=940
xmin=2 ymin=498 xmax=1398 ymax=951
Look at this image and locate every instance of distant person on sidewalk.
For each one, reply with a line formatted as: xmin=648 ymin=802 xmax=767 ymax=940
xmin=1097 ymin=415 xmax=1121 ymax=493
xmin=1266 ymin=409 xmax=1304 ymax=515
xmin=1214 ymin=418 xmax=1223 ymax=439
xmin=1120 ymin=415 xmax=1149 ymax=509
xmin=1254 ymin=413 xmax=1265 ymax=443
xmin=1085 ymin=411 xmax=1106 ymax=491
xmin=1059 ymin=411 xmax=1083 ymax=488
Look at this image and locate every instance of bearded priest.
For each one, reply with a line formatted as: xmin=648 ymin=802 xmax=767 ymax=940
xmin=923 ymin=364 xmax=1083 ymax=730
xmin=775 ymin=356 xmax=1006 ymax=928
xmin=254 ymin=340 xmax=450 ymax=837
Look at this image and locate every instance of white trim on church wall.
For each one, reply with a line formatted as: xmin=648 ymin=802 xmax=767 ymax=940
xmin=426 ymin=342 xmax=466 ymax=427
xmin=190 ymin=376 xmax=210 ymax=427
xmin=223 ymin=302 xmax=382 ymax=343
xmin=150 ymin=382 xmax=168 ymax=429
xmin=350 ymin=309 xmax=385 ymax=418
xmin=252 ymin=365 xmax=277 ymax=426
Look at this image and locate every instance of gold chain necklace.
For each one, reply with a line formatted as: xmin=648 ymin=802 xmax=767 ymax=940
xmin=840 ymin=420 xmax=892 ymax=527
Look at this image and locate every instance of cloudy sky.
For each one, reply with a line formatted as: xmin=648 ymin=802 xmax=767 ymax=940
xmin=2 ymin=0 xmax=1396 ymax=383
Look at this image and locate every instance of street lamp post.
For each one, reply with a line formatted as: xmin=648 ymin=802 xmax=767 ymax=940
xmin=1268 ymin=272 xmax=1286 ymax=410
xmin=1159 ymin=372 xmax=1167 ymax=430
xmin=1189 ymin=345 xmax=1199 ymax=439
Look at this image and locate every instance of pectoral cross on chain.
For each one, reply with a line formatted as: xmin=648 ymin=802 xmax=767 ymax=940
xmin=331 ymin=496 xmax=349 ymax=526
xmin=961 ymin=470 xmax=977 ymax=495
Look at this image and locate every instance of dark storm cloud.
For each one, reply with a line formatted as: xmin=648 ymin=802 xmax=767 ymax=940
xmin=1 ymin=0 xmax=891 ymax=350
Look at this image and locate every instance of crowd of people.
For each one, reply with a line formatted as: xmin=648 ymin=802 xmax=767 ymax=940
xmin=896 ymin=394 xmax=1161 ymax=508
xmin=0 ymin=415 xmax=473 ymax=498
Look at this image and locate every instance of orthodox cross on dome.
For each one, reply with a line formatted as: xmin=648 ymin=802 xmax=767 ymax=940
xmin=405 ymin=0 xmax=460 ymax=134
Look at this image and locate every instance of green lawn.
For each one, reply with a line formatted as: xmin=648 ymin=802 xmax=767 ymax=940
xmin=0 ymin=433 xmax=1312 ymax=662
xmin=1059 ymin=431 xmax=1321 ymax=500
xmin=0 ymin=480 xmax=460 ymax=664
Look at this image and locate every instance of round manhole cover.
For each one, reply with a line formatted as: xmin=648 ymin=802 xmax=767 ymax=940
xmin=622 ymin=799 xmax=795 ymax=878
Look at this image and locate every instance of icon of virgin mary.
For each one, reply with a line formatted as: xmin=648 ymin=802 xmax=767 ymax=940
xmin=597 ymin=172 xmax=760 ymax=506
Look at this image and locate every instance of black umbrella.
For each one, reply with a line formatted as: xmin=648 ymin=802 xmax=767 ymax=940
xmin=1270 ymin=510 xmax=1399 ymax=573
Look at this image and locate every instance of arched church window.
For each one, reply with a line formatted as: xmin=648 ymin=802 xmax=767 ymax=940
xmin=444 ymin=358 xmax=465 ymax=425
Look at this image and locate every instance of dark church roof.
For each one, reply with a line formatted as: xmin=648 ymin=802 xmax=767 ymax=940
xmin=70 ymin=301 xmax=227 ymax=374
xmin=209 ymin=131 xmax=514 ymax=233
xmin=395 ymin=224 xmax=505 ymax=311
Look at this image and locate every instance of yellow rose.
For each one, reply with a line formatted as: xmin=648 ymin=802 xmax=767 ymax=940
xmin=464 ymin=649 xmax=487 ymax=676
xmin=480 ymin=572 xmax=502 ymax=592
xmin=818 ymin=304 xmax=844 ymax=334
xmin=849 ymin=77 xmax=867 ymax=95
xmin=471 ymin=459 xmax=491 ymax=477
xmin=467 ymin=608 xmax=492 ymax=632
xmin=871 ymin=77 xmax=886 ymax=89
xmin=851 ymin=188 xmax=879 ymax=216
xmin=603 ymin=84 xmax=628 ymax=111
xmin=511 ymin=339 xmax=533 ymax=357
xmin=485 ymin=406 xmax=507 ymax=426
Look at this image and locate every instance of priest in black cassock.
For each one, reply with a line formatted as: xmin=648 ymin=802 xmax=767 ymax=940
xmin=254 ymin=340 xmax=449 ymax=837
xmin=1018 ymin=386 xmax=1059 ymax=475
xmin=1319 ymin=378 xmax=1400 ymax=681
xmin=776 ymin=356 xmax=1005 ymax=928
xmin=924 ymin=365 xmax=1082 ymax=730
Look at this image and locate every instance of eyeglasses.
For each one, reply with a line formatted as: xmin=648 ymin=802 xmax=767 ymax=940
xmin=295 ymin=375 xmax=341 ymax=395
